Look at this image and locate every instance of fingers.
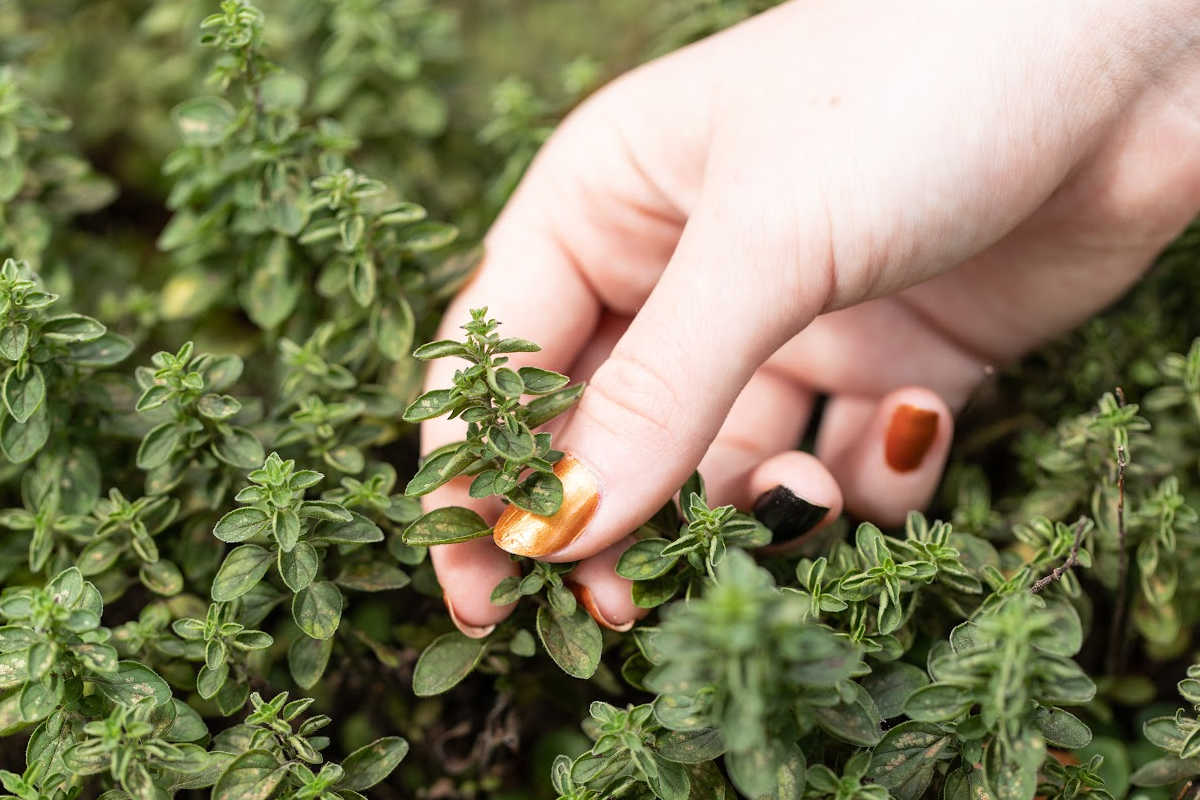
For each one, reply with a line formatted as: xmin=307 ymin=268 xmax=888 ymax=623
xmin=565 ymin=537 xmax=646 ymax=632
xmin=494 ymin=185 xmax=828 ymax=563
xmin=816 ymin=387 xmax=953 ymax=527
xmin=748 ymin=451 xmax=843 ymax=551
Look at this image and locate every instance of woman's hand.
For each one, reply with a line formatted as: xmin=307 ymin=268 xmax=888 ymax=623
xmin=422 ymin=0 xmax=1200 ymax=635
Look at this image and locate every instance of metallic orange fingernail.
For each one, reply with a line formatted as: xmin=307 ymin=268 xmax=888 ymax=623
xmin=884 ymin=404 xmax=939 ymax=472
xmin=444 ymin=593 xmax=495 ymax=639
xmin=568 ymin=582 xmax=633 ymax=632
xmin=493 ymin=453 xmax=599 ymax=558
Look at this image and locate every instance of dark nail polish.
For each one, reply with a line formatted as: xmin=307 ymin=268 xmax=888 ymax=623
xmin=753 ymin=485 xmax=830 ymax=542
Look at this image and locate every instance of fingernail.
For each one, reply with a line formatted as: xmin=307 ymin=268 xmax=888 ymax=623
xmin=444 ymin=593 xmax=495 ymax=639
xmin=752 ymin=485 xmax=830 ymax=542
xmin=568 ymin=582 xmax=634 ymax=632
xmin=493 ymin=453 xmax=600 ymax=558
xmin=885 ymin=404 xmax=939 ymax=473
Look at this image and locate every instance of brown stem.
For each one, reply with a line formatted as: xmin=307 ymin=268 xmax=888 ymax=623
xmin=1106 ymin=442 xmax=1130 ymax=674
xmin=1031 ymin=516 xmax=1089 ymax=593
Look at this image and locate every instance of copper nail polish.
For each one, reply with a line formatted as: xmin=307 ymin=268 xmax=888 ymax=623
xmin=493 ymin=453 xmax=600 ymax=557
xmin=444 ymin=593 xmax=495 ymax=639
xmin=884 ymin=404 xmax=939 ymax=472
xmin=569 ymin=582 xmax=633 ymax=632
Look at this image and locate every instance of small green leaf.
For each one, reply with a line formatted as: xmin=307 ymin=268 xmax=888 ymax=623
xmin=405 ymin=445 xmax=476 ymax=496
xmin=506 ymin=470 xmax=563 ymax=515
xmin=214 ymin=507 xmax=271 ymax=543
xmin=3 ymin=365 xmax=44 ymax=424
xmin=522 ymin=384 xmax=585 ymax=428
xmin=402 ymin=389 xmax=458 ymax=423
xmin=211 ymin=545 xmax=274 ymax=602
xmin=536 ymin=605 xmax=601 ymax=679
xmin=172 ymin=96 xmax=236 ymax=146
xmin=0 ymin=408 xmax=49 ymax=463
xmin=868 ymin=722 xmax=956 ymax=800
xmin=339 ymin=737 xmax=410 ymax=790
xmin=412 ymin=632 xmax=487 ymax=697
xmin=41 ymin=314 xmax=105 ymax=343
xmin=517 ymin=367 xmax=569 ymax=394
xmin=137 ymin=422 xmax=182 ymax=470
xmin=412 ymin=340 xmax=469 ymax=360
xmin=94 ymin=661 xmax=171 ymax=707
xmin=279 ymin=541 xmax=319 ymax=592
xmin=403 ymin=507 xmax=491 ymax=546
xmin=616 ymin=539 xmax=678 ymax=580
xmin=292 ymin=581 xmax=342 ymax=640
xmin=212 ymin=427 xmax=265 ymax=469
xmin=486 ymin=422 xmax=535 ymax=461
xmin=212 ymin=751 xmax=289 ymax=800
xmin=1035 ymin=707 xmax=1092 ymax=750
xmin=288 ymin=635 xmax=333 ymax=690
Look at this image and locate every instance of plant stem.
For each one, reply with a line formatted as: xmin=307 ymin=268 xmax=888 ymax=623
xmin=1106 ymin=442 xmax=1129 ymax=674
xmin=1030 ymin=516 xmax=1088 ymax=594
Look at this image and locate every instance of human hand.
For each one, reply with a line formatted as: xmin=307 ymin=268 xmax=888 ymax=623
xmin=423 ymin=0 xmax=1200 ymax=636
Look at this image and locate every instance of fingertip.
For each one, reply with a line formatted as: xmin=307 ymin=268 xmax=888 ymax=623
xmin=565 ymin=537 xmax=647 ymax=632
xmin=431 ymin=536 xmax=520 ymax=633
xmin=819 ymin=387 xmax=953 ymax=527
xmin=746 ymin=451 xmax=842 ymax=551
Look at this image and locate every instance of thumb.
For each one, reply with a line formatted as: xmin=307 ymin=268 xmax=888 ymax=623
xmin=493 ymin=191 xmax=833 ymax=562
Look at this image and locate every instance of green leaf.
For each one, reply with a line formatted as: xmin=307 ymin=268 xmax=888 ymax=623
xmin=405 ymin=445 xmax=476 ymax=496
xmin=412 ymin=339 xmax=470 ymax=360
xmin=66 ymin=332 xmax=134 ymax=366
xmin=904 ymin=683 xmax=973 ymax=722
xmin=3 ymin=365 xmax=43 ymax=424
xmin=861 ymin=661 xmax=930 ymax=720
xmin=139 ymin=559 xmax=184 ymax=595
xmin=375 ymin=298 xmax=415 ymax=361
xmin=485 ymin=422 xmax=535 ymax=461
xmin=397 ymin=220 xmax=458 ymax=251
xmin=413 ymin=632 xmax=487 ymax=696
xmin=214 ymin=507 xmax=271 ymax=543
xmin=522 ymin=384 xmax=585 ymax=428
xmin=94 ymin=661 xmax=171 ymax=707
xmin=507 ymin=470 xmax=563 ymax=515
xmin=725 ymin=740 xmax=805 ymax=800
xmin=41 ymin=314 xmax=105 ymax=343
xmin=616 ymin=538 xmax=678 ymax=580
xmin=314 ymin=513 xmax=383 ymax=544
xmin=814 ymin=683 xmax=883 ymax=746
xmin=137 ymin=422 xmax=182 ymax=470
xmin=0 ymin=323 xmax=28 ymax=361
xmin=212 ymin=428 xmax=265 ymax=470
xmin=517 ymin=367 xmax=569 ymax=394
xmin=172 ymin=96 xmax=236 ymax=146
xmin=402 ymin=389 xmax=458 ymax=422
xmin=1035 ymin=707 xmax=1092 ymax=750
xmin=279 ymin=542 xmax=319 ymax=592
xmin=292 ymin=581 xmax=342 ymax=640
xmin=335 ymin=562 xmax=410 ymax=592
xmin=0 ymin=407 xmax=49 ymax=463
xmin=536 ymin=605 xmax=602 ymax=679
xmin=212 ymin=751 xmax=289 ymax=800
xmin=289 ymin=635 xmax=333 ymax=690
xmin=656 ymin=728 xmax=726 ymax=764
xmin=339 ymin=737 xmax=410 ymax=791
xmin=403 ymin=507 xmax=491 ymax=546
xmin=868 ymin=722 xmax=957 ymax=800
xmin=211 ymin=545 xmax=274 ymax=602
xmin=1131 ymin=756 xmax=1200 ymax=787
xmin=984 ymin=730 xmax=1045 ymax=800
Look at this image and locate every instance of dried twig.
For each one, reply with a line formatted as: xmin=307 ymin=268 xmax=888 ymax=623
xmin=1107 ymin=441 xmax=1130 ymax=672
xmin=1031 ymin=516 xmax=1089 ymax=593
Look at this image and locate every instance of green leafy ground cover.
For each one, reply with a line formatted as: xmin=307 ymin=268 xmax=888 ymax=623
xmin=1 ymin=1 xmax=1200 ymax=798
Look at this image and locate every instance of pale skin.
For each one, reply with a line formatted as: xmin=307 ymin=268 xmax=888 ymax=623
xmin=422 ymin=0 xmax=1200 ymax=635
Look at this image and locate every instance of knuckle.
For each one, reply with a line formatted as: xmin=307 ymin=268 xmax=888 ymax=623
xmin=577 ymin=353 xmax=684 ymax=443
